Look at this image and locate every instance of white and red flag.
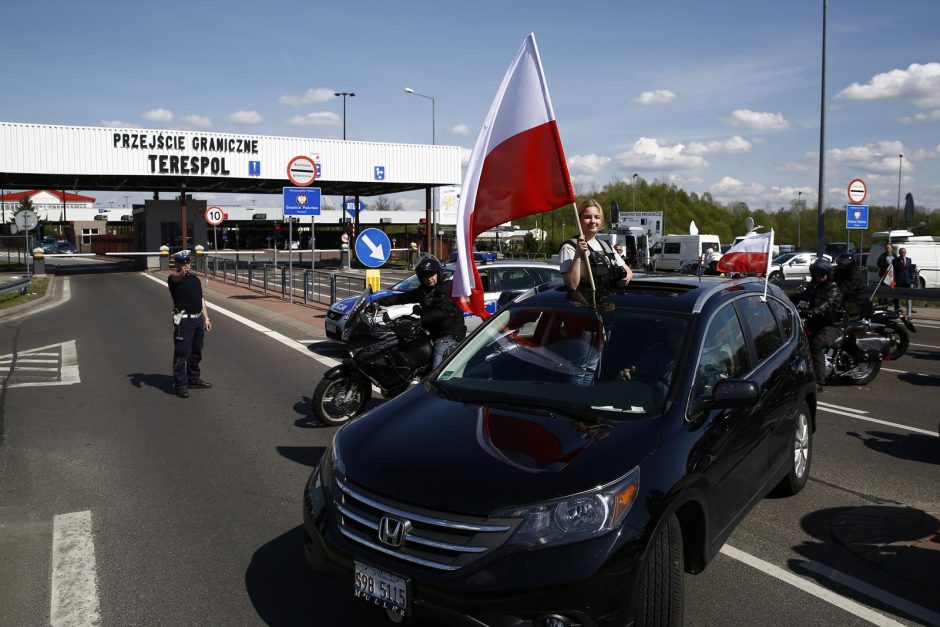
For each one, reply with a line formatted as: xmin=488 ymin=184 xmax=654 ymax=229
xmin=716 ymin=231 xmax=774 ymax=276
xmin=882 ymin=262 xmax=896 ymax=288
xmin=452 ymin=33 xmax=576 ymax=318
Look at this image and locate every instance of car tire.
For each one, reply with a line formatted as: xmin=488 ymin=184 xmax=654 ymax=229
xmin=773 ymin=400 xmax=812 ymax=496
xmin=635 ymin=513 xmax=684 ymax=626
xmin=769 ymin=271 xmax=782 ymax=283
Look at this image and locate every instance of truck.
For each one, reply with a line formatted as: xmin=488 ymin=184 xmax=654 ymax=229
xmin=649 ymin=234 xmax=723 ymax=272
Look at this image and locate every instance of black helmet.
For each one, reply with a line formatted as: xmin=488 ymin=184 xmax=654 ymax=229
xmin=809 ymin=257 xmax=833 ymax=280
xmin=415 ymin=257 xmax=442 ymax=283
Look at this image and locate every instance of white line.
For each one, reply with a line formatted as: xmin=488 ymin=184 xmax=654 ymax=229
xmin=9 ymin=366 xmax=58 ymax=372
xmin=720 ymin=544 xmax=904 ymax=626
xmin=882 ymin=367 xmax=940 ymax=379
xmin=801 ymin=560 xmax=940 ymax=627
xmin=817 ymin=405 xmax=937 ymax=437
xmin=909 ymin=342 xmax=940 ymax=349
xmin=0 ymin=358 xmax=59 ymax=364
xmin=817 ymin=401 xmax=868 ymax=415
xmin=142 ymin=273 xmax=338 ymax=369
xmin=51 ymin=510 xmax=101 ymax=627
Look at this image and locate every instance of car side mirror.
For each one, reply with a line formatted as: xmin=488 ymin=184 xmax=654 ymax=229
xmin=710 ymin=379 xmax=760 ymax=409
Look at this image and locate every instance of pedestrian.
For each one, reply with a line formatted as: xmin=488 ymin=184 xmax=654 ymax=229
xmin=560 ymin=200 xmax=632 ymax=291
xmin=892 ymin=247 xmax=915 ymax=310
xmin=877 ymin=243 xmax=895 ymax=305
xmin=168 ymin=250 xmax=212 ymax=398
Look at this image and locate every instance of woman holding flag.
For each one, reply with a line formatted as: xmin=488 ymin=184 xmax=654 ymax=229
xmin=560 ymin=199 xmax=632 ymax=291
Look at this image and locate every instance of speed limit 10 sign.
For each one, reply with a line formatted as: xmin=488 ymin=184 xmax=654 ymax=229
xmin=205 ymin=205 xmax=225 ymax=226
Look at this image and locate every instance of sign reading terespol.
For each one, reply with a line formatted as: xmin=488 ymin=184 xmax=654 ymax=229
xmin=111 ymin=131 xmax=260 ymax=175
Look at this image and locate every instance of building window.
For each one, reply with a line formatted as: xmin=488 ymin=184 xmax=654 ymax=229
xmin=82 ymin=228 xmax=99 ymax=246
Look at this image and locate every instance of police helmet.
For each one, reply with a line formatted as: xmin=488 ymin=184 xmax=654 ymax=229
xmin=173 ymin=249 xmax=193 ymax=264
xmin=415 ymin=257 xmax=442 ymax=283
xmin=809 ymin=257 xmax=833 ymax=280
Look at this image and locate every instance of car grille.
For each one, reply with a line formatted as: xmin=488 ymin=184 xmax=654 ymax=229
xmin=333 ymin=476 xmax=518 ymax=572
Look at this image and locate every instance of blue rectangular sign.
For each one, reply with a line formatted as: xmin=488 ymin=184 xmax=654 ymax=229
xmin=846 ymin=204 xmax=869 ymax=230
xmin=283 ymin=187 xmax=321 ymax=216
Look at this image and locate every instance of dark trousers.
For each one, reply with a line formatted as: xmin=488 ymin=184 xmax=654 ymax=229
xmin=173 ymin=318 xmax=205 ymax=388
xmin=892 ymin=283 xmax=911 ymax=310
xmin=809 ymin=326 xmax=841 ymax=385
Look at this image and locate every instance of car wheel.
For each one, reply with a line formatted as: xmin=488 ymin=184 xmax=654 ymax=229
xmin=634 ymin=513 xmax=683 ymax=626
xmin=774 ymin=401 xmax=812 ymax=496
xmin=769 ymin=271 xmax=782 ymax=283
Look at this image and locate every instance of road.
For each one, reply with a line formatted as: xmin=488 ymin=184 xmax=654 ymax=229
xmin=0 ymin=272 xmax=938 ymax=626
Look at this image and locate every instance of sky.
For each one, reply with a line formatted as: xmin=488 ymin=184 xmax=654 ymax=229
xmin=2 ymin=0 xmax=939 ymax=214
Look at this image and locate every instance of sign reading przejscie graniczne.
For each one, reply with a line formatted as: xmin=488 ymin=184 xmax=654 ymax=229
xmin=111 ymin=131 xmax=260 ymax=175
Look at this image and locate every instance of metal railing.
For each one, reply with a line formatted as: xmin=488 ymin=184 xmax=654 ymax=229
xmin=0 ymin=276 xmax=31 ymax=297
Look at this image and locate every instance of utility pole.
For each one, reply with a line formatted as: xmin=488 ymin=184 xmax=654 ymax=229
xmin=815 ymin=0 xmax=828 ymax=257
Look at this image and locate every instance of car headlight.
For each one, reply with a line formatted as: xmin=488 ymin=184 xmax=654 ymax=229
xmin=495 ymin=466 xmax=640 ymax=548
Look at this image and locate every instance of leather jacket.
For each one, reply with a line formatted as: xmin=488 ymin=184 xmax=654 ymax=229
xmin=803 ymin=279 xmax=843 ymax=331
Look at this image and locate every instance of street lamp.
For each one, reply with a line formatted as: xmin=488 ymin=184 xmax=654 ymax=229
xmin=894 ymin=153 xmax=903 ymax=229
xmin=333 ymin=92 xmax=355 ymax=140
xmin=632 ymin=173 xmax=638 ymax=212
xmin=796 ymin=191 xmax=803 ymax=250
xmin=403 ymin=87 xmax=435 ymax=145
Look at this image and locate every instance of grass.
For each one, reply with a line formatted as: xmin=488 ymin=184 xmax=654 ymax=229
xmin=0 ymin=275 xmax=49 ymax=310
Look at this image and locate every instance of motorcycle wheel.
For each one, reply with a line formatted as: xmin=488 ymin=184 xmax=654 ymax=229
xmin=839 ymin=351 xmax=882 ymax=386
xmin=883 ymin=322 xmax=909 ymax=360
xmin=313 ymin=376 xmax=372 ymax=426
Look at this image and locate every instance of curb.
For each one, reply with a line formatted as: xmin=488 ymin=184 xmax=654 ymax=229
xmin=0 ymin=274 xmax=57 ymax=322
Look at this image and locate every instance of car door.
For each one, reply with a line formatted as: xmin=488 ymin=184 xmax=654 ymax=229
xmin=689 ymin=302 xmax=765 ymax=536
xmin=786 ymin=253 xmax=811 ymax=279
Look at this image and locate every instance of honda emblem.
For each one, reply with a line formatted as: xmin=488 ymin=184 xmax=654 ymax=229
xmin=377 ymin=516 xmax=411 ymax=548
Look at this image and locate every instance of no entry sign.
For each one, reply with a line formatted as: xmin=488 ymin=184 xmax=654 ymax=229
xmin=847 ymin=179 xmax=867 ymax=204
xmin=287 ymin=155 xmax=317 ymax=186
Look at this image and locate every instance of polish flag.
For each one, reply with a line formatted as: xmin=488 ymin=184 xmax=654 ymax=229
xmin=882 ymin=263 xmax=896 ymax=288
xmin=452 ymin=33 xmax=576 ymax=318
xmin=716 ymin=231 xmax=774 ymax=276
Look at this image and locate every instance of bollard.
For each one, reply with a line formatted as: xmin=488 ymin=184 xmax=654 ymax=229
xmin=365 ymin=269 xmax=381 ymax=293
xmin=340 ymin=247 xmax=350 ymax=270
xmin=33 ymin=251 xmax=46 ymax=274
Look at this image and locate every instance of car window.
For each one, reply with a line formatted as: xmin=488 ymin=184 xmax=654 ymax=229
xmin=664 ymin=243 xmax=681 ymax=254
xmin=735 ymin=296 xmax=784 ymax=361
xmin=768 ymin=298 xmax=793 ymax=339
xmin=526 ymin=267 xmax=562 ymax=285
xmin=391 ymin=268 xmax=454 ymax=291
xmin=479 ymin=271 xmax=491 ymax=292
xmin=494 ymin=268 xmax=535 ymax=291
xmin=693 ymin=304 xmax=749 ymax=397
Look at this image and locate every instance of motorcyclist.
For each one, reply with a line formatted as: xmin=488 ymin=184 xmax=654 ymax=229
xmin=833 ymin=255 xmax=870 ymax=319
xmin=800 ymin=257 xmax=844 ymax=392
xmin=376 ymin=257 xmax=467 ymax=368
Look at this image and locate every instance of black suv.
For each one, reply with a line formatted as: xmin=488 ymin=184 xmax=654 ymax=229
xmin=304 ymin=276 xmax=816 ymax=626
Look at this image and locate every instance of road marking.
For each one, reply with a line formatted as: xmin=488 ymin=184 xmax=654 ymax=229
xmin=817 ymin=401 xmax=868 ymax=415
xmin=51 ymin=510 xmax=101 ymax=627
xmin=881 ymin=367 xmax=940 ymax=381
xmin=801 ymin=560 xmax=940 ymax=627
xmin=908 ymin=342 xmax=940 ymax=349
xmin=817 ymin=404 xmax=937 ymax=436
xmin=142 ymin=273 xmax=338 ymax=369
xmin=0 ymin=340 xmax=80 ymax=388
xmin=720 ymin=544 xmax=904 ymax=626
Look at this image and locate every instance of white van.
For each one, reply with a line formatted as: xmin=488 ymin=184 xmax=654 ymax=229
xmin=649 ymin=234 xmax=722 ymax=271
xmin=866 ymin=230 xmax=940 ymax=288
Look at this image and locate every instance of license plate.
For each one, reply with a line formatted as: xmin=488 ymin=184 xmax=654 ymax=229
xmin=353 ymin=561 xmax=409 ymax=615
xmin=326 ymin=322 xmax=337 ymax=334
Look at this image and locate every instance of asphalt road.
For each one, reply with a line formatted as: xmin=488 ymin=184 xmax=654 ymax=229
xmin=0 ymin=272 xmax=937 ymax=626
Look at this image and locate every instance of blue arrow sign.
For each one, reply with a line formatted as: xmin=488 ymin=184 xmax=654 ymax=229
xmin=343 ymin=198 xmax=366 ymax=218
xmin=846 ymin=204 xmax=869 ymax=230
xmin=355 ymin=228 xmax=391 ymax=268
xmin=284 ymin=187 xmax=321 ymax=216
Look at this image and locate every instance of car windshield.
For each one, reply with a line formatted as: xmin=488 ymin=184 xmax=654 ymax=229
xmin=391 ymin=268 xmax=455 ymax=292
xmin=434 ymin=302 xmax=690 ymax=420
xmin=773 ymin=253 xmax=797 ymax=264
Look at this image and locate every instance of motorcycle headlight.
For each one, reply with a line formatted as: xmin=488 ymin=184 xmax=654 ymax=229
xmin=495 ymin=466 xmax=640 ymax=548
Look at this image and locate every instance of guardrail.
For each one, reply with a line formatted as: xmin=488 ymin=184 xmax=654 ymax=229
xmin=204 ymin=258 xmax=367 ymax=306
xmin=0 ymin=276 xmax=31 ymax=297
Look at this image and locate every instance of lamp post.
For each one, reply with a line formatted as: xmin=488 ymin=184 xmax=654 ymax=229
xmin=404 ymin=87 xmax=437 ymax=255
xmin=796 ymin=191 xmax=802 ymax=250
xmin=333 ymin=92 xmax=355 ymax=140
xmin=632 ymin=173 xmax=638 ymax=212
xmin=403 ymin=88 xmax=435 ymax=144
xmin=894 ymin=153 xmax=903 ymax=229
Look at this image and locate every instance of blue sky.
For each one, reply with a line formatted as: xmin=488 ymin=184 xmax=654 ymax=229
xmin=3 ymin=0 xmax=939 ymax=213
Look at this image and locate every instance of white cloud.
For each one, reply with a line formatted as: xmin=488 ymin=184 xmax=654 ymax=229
xmin=666 ymin=174 xmax=704 ymax=186
xmin=776 ymin=160 xmax=815 ymax=174
xmin=898 ymin=109 xmax=940 ymax=125
xmin=182 ymin=115 xmax=212 ymax=128
xmin=287 ymin=111 xmax=340 ymax=127
xmin=568 ymin=153 xmax=612 ymax=175
xmin=837 ymin=62 xmax=940 ymax=109
xmin=826 ymin=140 xmax=910 ymax=174
xmin=278 ymin=88 xmax=336 ymax=107
xmin=635 ymin=89 xmax=678 ymax=105
xmin=911 ymin=144 xmax=940 ymax=160
xmin=614 ymin=137 xmax=707 ymax=170
xmin=450 ymin=123 xmax=471 ymax=137
xmin=686 ymin=135 xmax=752 ymax=156
xmin=227 ymin=110 xmax=263 ymax=125
xmin=723 ymin=109 xmax=789 ymax=130
xmin=142 ymin=108 xmax=173 ymax=122
xmin=100 ymin=120 xmax=140 ymax=128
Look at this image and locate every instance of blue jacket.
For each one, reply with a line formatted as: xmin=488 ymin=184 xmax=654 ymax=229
xmin=892 ymin=256 xmax=915 ymax=286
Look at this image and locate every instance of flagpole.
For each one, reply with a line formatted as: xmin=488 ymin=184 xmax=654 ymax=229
xmin=761 ymin=229 xmax=775 ymax=302
xmin=572 ymin=202 xmax=597 ymax=291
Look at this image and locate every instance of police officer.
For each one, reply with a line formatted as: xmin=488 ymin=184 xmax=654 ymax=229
xmin=377 ymin=257 xmax=466 ymax=367
xmin=168 ymin=250 xmax=212 ymax=398
xmin=802 ymin=257 xmax=843 ymax=392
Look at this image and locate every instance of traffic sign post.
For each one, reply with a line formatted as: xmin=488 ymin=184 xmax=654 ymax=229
xmin=283 ymin=187 xmax=321 ymax=216
xmin=846 ymin=204 xmax=869 ymax=230
xmin=355 ymin=228 xmax=392 ymax=269
xmin=847 ymin=179 xmax=867 ymax=205
xmin=287 ymin=156 xmax=317 ymax=187
xmin=205 ymin=205 xmax=225 ymax=273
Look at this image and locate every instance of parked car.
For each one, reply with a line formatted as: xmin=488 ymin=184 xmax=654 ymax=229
xmin=305 ymin=275 xmax=816 ymax=625
xmin=38 ymin=236 xmax=58 ymax=254
xmin=324 ymin=260 xmax=562 ymax=341
xmin=55 ymin=241 xmax=77 ymax=254
xmin=768 ymin=252 xmax=831 ymax=283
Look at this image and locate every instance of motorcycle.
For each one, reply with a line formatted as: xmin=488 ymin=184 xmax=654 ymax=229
xmin=867 ymin=303 xmax=916 ymax=360
xmin=313 ymin=287 xmax=433 ymax=426
xmin=798 ymin=301 xmax=889 ymax=385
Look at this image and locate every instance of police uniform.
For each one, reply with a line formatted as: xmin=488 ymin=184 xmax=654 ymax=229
xmin=168 ymin=251 xmax=212 ymax=397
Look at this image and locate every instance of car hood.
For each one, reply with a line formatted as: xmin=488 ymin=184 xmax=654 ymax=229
xmin=337 ymin=388 xmax=662 ymax=516
xmin=330 ymin=289 xmax=399 ymax=313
